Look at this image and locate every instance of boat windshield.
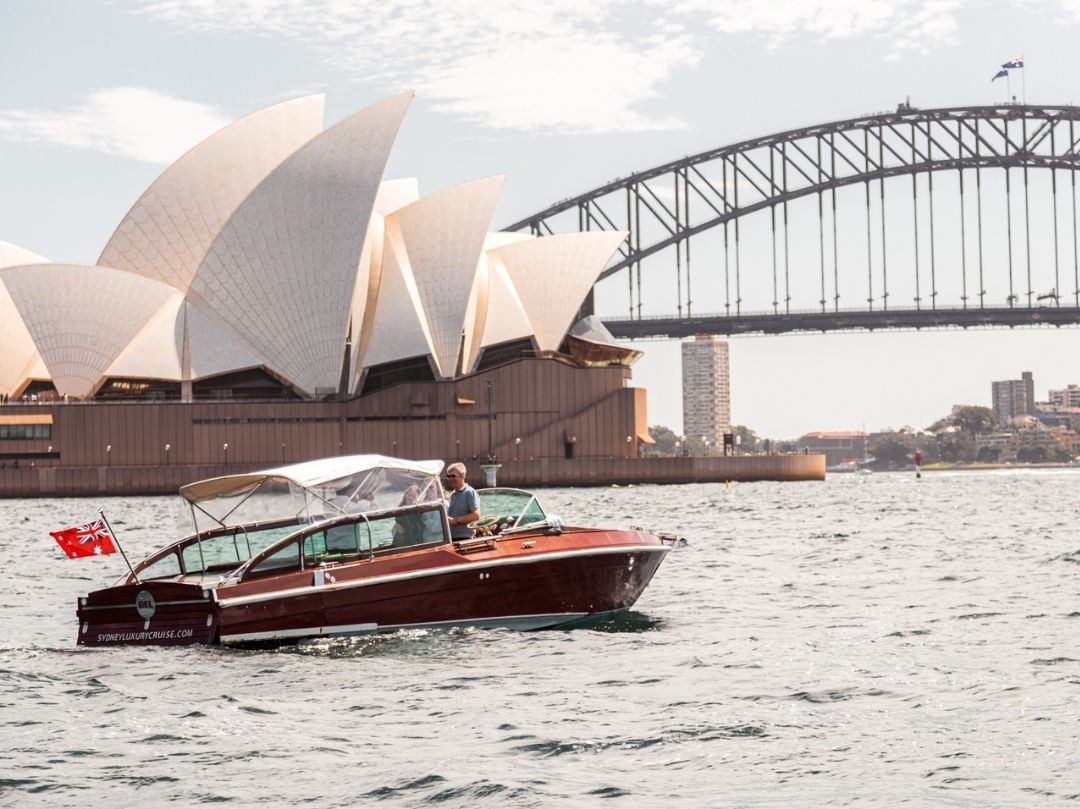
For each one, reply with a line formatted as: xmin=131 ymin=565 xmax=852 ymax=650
xmin=187 ymin=466 xmax=443 ymax=535
xmin=475 ymin=488 xmax=547 ymax=528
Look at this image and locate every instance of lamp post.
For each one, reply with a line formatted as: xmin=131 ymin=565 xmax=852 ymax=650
xmin=223 ymin=442 xmax=229 ymax=465
xmin=281 ymin=442 xmax=286 ymax=462
xmin=515 ymin=437 xmax=521 ymax=460
xmin=455 ymin=439 xmax=461 ymax=460
xmin=484 ymin=381 xmax=494 ymax=461
xmin=673 ymin=440 xmax=679 ymax=458
xmin=106 ymin=444 xmax=112 ymax=467
xmin=626 ymin=435 xmax=633 ymax=459
xmin=392 ymin=440 xmax=397 ymax=457
xmin=680 ymin=435 xmax=687 ymax=457
xmin=164 ymin=443 xmax=170 ymax=465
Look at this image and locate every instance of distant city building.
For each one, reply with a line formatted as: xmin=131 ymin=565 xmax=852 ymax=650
xmin=991 ymin=371 xmax=1035 ymax=423
xmin=797 ymin=431 xmax=869 ymax=466
xmin=681 ymin=335 xmax=730 ymax=446
xmin=1048 ymin=384 xmax=1080 ymax=408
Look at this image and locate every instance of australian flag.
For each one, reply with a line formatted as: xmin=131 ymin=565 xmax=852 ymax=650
xmin=992 ymin=69 xmax=1009 ymax=82
xmin=1002 ymin=56 xmax=1024 ymax=69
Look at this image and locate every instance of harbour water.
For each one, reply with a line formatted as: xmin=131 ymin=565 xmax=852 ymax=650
xmin=2 ymin=469 xmax=1078 ymax=807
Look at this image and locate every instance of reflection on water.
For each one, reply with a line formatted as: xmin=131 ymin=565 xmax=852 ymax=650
xmin=2 ymin=470 xmax=1079 ymax=806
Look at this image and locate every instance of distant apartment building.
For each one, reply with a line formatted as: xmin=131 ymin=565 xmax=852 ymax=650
xmin=797 ymin=431 xmax=869 ymax=466
xmin=1048 ymin=384 xmax=1080 ymax=408
xmin=681 ymin=335 xmax=730 ymax=446
xmin=991 ymin=371 xmax=1035 ymax=424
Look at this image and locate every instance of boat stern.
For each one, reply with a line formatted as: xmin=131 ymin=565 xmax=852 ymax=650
xmin=76 ymin=581 xmax=218 ymax=647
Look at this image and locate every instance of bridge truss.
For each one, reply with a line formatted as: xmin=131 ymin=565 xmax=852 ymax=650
xmin=505 ymin=103 xmax=1080 ymax=336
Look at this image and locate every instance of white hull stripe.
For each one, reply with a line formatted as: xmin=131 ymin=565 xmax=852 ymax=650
xmin=219 ymin=612 xmax=589 ymax=644
xmin=216 ymin=544 xmax=668 ymax=609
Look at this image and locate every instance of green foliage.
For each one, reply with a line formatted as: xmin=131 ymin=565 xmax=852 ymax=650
xmin=951 ymin=406 xmax=997 ymax=435
xmin=733 ymin=425 xmax=759 ymax=452
xmin=868 ymin=433 xmax=915 ymax=468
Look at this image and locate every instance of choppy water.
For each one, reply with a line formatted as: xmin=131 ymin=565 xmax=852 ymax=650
xmin=2 ymin=469 xmax=1079 ymax=807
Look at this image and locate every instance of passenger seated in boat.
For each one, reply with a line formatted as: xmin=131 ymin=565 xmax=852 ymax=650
xmin=445 ymin=462 xmax=479 ymax=540
xmin=392 ymin=485 xmax=425 ymax=547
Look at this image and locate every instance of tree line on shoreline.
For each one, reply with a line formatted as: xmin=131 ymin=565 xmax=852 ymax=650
xmin=646 ymin=405 xmax=1076 ymax=467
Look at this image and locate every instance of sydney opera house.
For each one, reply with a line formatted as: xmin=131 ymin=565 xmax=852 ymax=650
xmin=0 ymin=92 xmax=653 ymax=489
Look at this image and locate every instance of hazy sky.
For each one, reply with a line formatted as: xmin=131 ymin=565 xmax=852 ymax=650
xmin=2 ymin=0 xmax=1079 ymax=437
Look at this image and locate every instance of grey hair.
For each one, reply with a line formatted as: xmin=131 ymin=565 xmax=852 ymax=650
xmin=446 ymin=462 xmax=466 ymax=477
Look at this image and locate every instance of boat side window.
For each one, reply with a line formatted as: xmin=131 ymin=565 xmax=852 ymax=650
xmin=385 ymin=505 xmax=445 ymax=551
xmin=303 ymin=524 xmax=363 ymax=565
xmin=247 ymin=541 xmax=302 ymax=578
xmin=181 ymin=531 xmax=247 ymax=574
xmin=139 ymin=551 xmax=182 ymax=580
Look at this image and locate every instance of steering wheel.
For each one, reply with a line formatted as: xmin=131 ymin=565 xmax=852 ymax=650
xmin=468 ymin=514 xmax=502 ymax=536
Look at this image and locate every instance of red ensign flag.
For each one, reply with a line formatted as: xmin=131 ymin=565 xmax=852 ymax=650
xmin=51 ymin=519 xmax=117 ymax=558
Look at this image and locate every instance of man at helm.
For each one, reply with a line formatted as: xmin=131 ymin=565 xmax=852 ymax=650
xmin=445 ymin=462 xmax=480 ymax=540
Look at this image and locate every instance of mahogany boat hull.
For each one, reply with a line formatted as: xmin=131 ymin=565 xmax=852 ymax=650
xmin=76 ymin=529 xmax=669 ymax=647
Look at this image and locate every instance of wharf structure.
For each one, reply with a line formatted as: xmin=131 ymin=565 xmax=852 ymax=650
xmin=0 ymin=92 xmax=823 ymax=496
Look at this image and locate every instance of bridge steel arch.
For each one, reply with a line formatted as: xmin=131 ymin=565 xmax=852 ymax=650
xmin=505 ymin=104 xmax=1080 ymax=337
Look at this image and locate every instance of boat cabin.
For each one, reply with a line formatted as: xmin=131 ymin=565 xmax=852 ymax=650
xmin=117 ymin=456 xmax=558 ymax=587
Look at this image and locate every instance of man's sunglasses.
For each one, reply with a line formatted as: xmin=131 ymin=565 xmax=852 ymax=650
xmin=446 ymin=473 xmax=460 ymax=479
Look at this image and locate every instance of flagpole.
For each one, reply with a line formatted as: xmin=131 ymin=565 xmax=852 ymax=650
xmin=99 ymin=510 xmax=139 ymax=583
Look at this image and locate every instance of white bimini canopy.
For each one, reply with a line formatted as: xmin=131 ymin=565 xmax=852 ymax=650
xmin=181 ymin=454 xmax=444 ymax=503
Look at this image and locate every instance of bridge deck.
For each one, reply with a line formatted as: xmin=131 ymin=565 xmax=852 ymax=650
xmin=603 ymin=306 xmax=1080 ymax=339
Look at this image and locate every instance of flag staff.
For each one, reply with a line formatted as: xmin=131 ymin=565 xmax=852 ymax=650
xmin=99 ymin=510 xmax=139 ymax=583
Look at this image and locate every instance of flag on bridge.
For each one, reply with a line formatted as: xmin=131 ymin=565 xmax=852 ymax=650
xmin=1002 ymin=56 xmax=1024 ymax=69
xmin=51 ymin=518 xmax=117 ymax=558
xmin=992 ymin=69 xmax=1009 ymax=81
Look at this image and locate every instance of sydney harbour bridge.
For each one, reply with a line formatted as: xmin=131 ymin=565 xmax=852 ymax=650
xmin=506 ymin=103 xmax=1080 ymax=338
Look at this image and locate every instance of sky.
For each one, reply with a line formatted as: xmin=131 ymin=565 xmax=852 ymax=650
xmin=2 ymin=0 xmax=1080 ymax=438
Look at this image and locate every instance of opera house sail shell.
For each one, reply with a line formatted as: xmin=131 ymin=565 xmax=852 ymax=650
xmin=0 ymin=92 xmax=636 ymax=420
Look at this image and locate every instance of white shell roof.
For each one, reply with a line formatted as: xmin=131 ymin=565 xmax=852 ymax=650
xmin=387 ymin=176 xmax=505 ymax=378
xmin=359 ymin=216 xmax=436 ymax=370
xmin=184 ymin=298 xmax=268 ymax=381
xmin=0 ymin=264 xmax=177 ymax=398
xmin=98 ymin=95 xmax=325 ymax=292
xmin=348 ymin=178 xmax=422 ymax=391
xmin=105 ymin=291 xmax=185 ymax=380
xmin=479 ymin=234 xmax=534 ymax=350
xmin=460 ymin=255 xmax=490 ymax=375
xmin=187 ymin=92 xmax=413 ymax=395
xmin=493 ymin=231 xmax=628 ymax=352
xmin=0 ymin=242 xmax=47 ymax=395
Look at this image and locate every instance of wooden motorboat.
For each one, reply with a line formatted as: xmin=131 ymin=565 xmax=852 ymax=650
xmin=76 ymin=456 xmax=673 ymax=646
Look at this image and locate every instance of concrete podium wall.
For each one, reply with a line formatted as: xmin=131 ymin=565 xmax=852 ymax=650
xmin=0 ymin=454 xmax=824 ymax=498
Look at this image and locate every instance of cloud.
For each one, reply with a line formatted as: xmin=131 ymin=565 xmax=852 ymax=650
xmin=128 ymin=0 xmax=984 ymax=136
xmin=134 ymin=0 xmax=699 ymax=133
xmin=671 ymin=0 xmax=965 ymax=52
xmin=0 ymin=87 xmax=231 ymax=164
